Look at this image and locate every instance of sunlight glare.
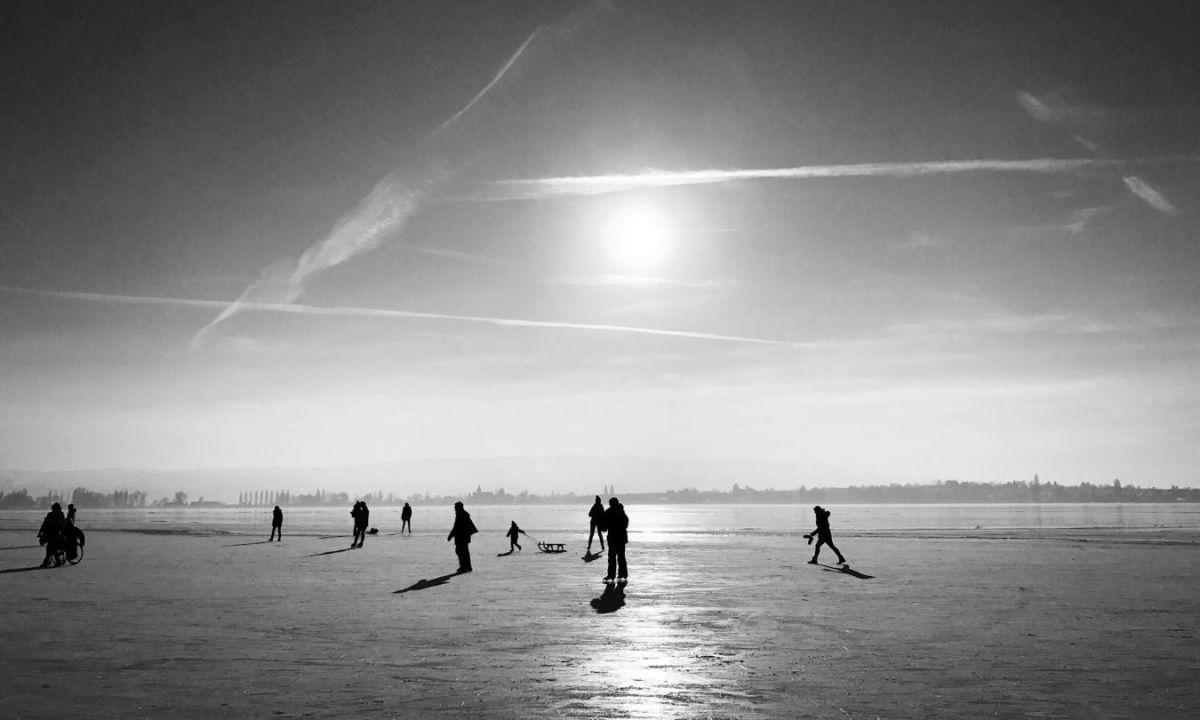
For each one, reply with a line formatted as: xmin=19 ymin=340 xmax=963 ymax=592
xmin=605 ymin=203 xmax=675 ymax=271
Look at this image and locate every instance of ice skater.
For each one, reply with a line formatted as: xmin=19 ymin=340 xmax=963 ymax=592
xmin=400 ymin=502 xmax=413 ymax=535
xmin=805 ymin=505 xmax=846 ymax=565
xmin=586 ymin=495 xmax=606 ymax=553
xmin=270 ymin=505 xmax=283 ymax=541
xmin=505 ymin=521 xmax=526 ymax=553
xmin=448 ymin=501 xmax=477 ymax=573
xmin=603 ymin=497 xmax=629 ymax=582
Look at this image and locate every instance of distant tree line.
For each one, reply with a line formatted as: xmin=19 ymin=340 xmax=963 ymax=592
xmin=3 ymin=476 xmax=1198 ymax=509
xmin=625 ymin=476 xmax=1200 ymax=504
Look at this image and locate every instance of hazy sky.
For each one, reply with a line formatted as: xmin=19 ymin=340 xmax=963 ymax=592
xmin=3 ymin=0 xmax=1199 ymax=488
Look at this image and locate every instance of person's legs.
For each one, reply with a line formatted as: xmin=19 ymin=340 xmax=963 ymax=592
xmin=587 ymin=524 xmax=596 ymax=551
xmin=456 ymin=542 xmax=472 ymax=572
xmin=810 ymin=537 xmax=825 ymax=563
xmin=615 ymin=544 xmax=627 ymax=578
xmin=826 ymin=539 xmax=845 ymax=563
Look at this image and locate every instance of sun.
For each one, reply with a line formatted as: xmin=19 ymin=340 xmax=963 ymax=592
xmin=604 ymin=203 xmax=675 ymax=271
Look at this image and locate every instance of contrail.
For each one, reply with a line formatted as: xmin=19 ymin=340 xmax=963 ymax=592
xmin=1017 ymin=90 xmax=1182 ymax=216
xmin=3 ymin=286 xmax=805 ymax=348
xmin=435 ymin=29 xmax=542 ymax=133
xmin=477 ymin=155 xmax=1200 ymax=200
xmin=193 ymin=0 xmax=611 ymax=347
xmin=1123 ymin=175 xmax=1178 ymax=214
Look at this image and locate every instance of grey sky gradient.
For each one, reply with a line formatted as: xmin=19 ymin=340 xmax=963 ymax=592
xmin=3 ymin=0 xmax=1198 ymax=492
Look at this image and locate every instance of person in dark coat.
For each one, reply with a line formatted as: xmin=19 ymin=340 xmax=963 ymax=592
xmin=505 ymin=521 xmax=525 ymax=553
xmin=603 ymin=497 xmax=629 ymax=582
xmin=587 ymin=495 xmax=606 ymax=553
xmin=400 ymin=502 xmax=413 ymax=535
xmin=350 ymin=502 xmax=362 ymax=547
xmin=805 ymin=505 xmax=847 ymax=565
xmin=66 ymin=503 xmax=77 ymax=525
xmin=447 ymin=501 xmax=477 ymax=573
xmin=270 ymin=505 xmax=283 ymax=541
xmin=37 ymin=502 xmax=67 ymax=568
xmin=358 ymin=502 xmax=370 ymax=547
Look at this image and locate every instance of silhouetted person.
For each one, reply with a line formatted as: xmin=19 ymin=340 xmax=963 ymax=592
xmin=506 ymin=521 xmax=525 ymax=552
xmin=270 ymin=505 xmax=283 ymax=541
xmin=805 ymin=505 xmax=846 ymax=565
xmin=360 ymin=502 xmax=370 ymax=546
xmin=603 ymin=497 xmax=629 ymax=582
xmin=351 ymin=501 xmax=365 ymax=548
xmin=587 ymin=495 xmax=606 ymax=553
xmin=400 ymin=502 xmax=413 ymax=535
xmin=447 ymin=501 xmax=477 ymax=573
xmin=66 ymin=503 xmax=77 ymax=525
xmin=37 ymin=502 xmax=66 ymax=568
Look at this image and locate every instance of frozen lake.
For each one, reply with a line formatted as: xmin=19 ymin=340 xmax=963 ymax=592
xmin=5 ymin=502 xmax=1199 ymax=538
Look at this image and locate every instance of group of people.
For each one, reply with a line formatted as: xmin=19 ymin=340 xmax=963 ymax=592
xmin=447 ymin=495 xmax=630 ymax=581
xmin=255 ymin=496 xmax=845 ymax=578
xmin=36 ymin=502 xmax=84 ymax=568
xmin=270 ymin=501 xmax=411 ymax=544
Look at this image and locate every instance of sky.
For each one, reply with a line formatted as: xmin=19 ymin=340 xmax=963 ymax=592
xmin=2 ymin=0 xmax=1199 ymax=490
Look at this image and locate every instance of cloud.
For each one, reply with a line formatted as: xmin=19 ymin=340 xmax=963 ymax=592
xmin=1123 ymin=175 xmax=1179 ymax=215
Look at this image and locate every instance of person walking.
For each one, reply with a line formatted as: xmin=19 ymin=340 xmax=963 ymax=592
xmin=603 ymin=497 xmax=629 ymax=582
xmin=805 ymin=505 xmax=847 ymax=565
xmin=505 ymin=520 xmax=525 ymax=553
xmin=447 ymin=501 xmax=477 ymax=573
xmin=400 ymin=502 xmax=413 ymax=535
xmin=270 ymin=505 xmax=283 ymax=541
xmin=586 ymin=495 xmax=606 ymax=554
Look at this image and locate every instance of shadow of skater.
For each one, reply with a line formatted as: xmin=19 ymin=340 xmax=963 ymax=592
xmin=447 ymin=501 xmax=477 ymax=573
xmin=818 ymin=563 xmax=874 ymax=579
xmin=0 ymin=565 xmax=46 ymax=575
xmin=309 ymin=547 xmax=354 ymax=557
xmin=804 ymin=505 xmax=847 ymax=565
xmin=591 ymin=580 xmax=626 ymax=613
xmin=394 ymin=573 xmax=457 ymax=594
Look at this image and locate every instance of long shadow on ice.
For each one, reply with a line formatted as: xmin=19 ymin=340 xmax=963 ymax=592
xmin=0 ymin=545 xmax=41 ymax=552
xmin=394 ymin=573 xmax=457 ymax=593
xmin=590 ymin=580 xmax=626 ymax=613
xmin=309 ymin=547 xmax=355 ymax=557
xmin=0 ymin=565 xmax=47 ymax=574
xmin=225 ymin=540 xmax=276 ymax=547
xmin=818 ymin=562 xmax=874 ymax=579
